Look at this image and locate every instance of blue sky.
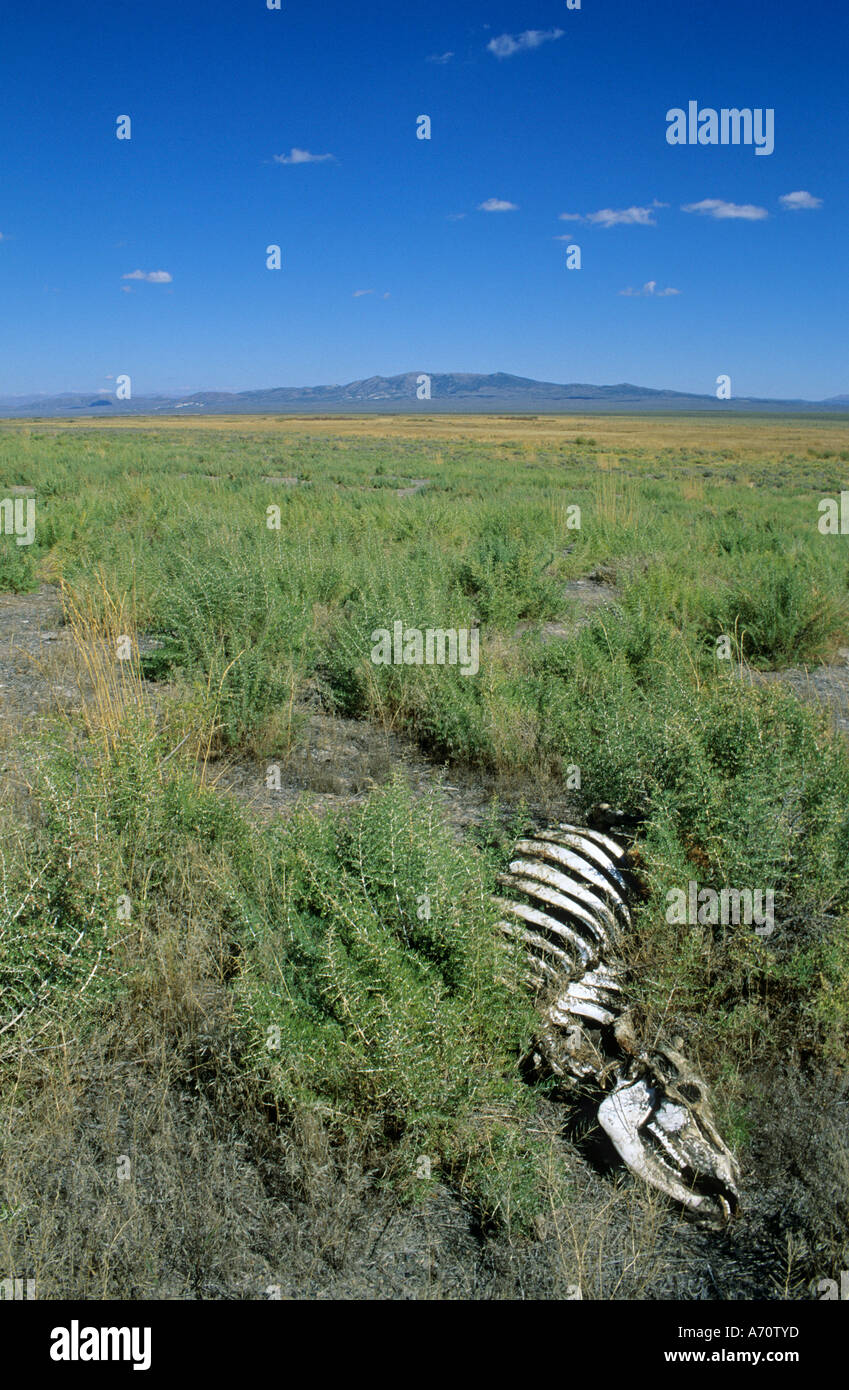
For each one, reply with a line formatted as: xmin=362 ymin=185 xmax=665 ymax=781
xmin=1 ymin=0 xmax=846 ymax=399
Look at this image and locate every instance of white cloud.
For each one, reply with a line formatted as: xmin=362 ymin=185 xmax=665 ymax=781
xmin=353 ymin=289 xmax=374 ymax=297
xmin=427 ymin=51 xmax=454 ymax=64
xmin=447 ymin=212 xmax=467 ymax=221
xmin=589 ymin=201 xmax=666 ymax=227
xmin=478 ymin=198 xmax=518 ymax=212
xmin=682 ymin=198 xmax=768 ymax=220
xmin=122 ymin=269 xmax=173 ymax=283
xmin=273 ymin=148 xmax=334 ymax=165
xmin=779 ymin=189 xmax=822 ymax=210
xmin=559 ymin=201 xmax=666 ymax=227
xmin=619 ymin=281 xmax=680 ymax=297
xmin=487 ymin=29 xmax=564 ymax=59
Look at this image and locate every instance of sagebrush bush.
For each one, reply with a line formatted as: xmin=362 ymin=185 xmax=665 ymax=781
xmin=706 ymin=551 xmax=849 ymax=667
xmin=231 ymin=776 xmax=562 ymax=1227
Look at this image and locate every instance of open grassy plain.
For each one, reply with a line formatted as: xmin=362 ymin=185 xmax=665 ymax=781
xmin=1 ymin=413 xmax=848 ymax=1299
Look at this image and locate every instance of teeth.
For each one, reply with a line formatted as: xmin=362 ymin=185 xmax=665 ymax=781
xmin=646 ymin=1119 xmax=687 ymax=1170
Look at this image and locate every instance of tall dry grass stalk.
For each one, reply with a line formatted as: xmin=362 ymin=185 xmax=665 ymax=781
xmin=60 ymin=573 xmax=151 ymax=755
xmin=594 ymin=470 xmax=638 ymax=530
xmin=680 ymin=473 xmax=706 ymax=503
xmin=60 ymin=572 xmax=234 ymax=784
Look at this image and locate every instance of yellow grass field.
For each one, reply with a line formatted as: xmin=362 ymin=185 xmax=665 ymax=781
xmin=3 ymin=410 xmax=849 ymax=458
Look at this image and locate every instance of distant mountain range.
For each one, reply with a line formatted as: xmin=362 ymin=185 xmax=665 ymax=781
xmin=1 ymin=372 xmax=848 ymax=417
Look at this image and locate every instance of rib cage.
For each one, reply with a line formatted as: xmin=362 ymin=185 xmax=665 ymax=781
xmin=496 ymin=824 xmax=630 ymax=1041
xmin=495 ymin=822 xmax=743 ymax=1224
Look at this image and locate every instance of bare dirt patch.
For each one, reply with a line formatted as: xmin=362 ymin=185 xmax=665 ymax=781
xmin=0 ymin=585 xmax=77 ymax=715
xmin=515 ymin=575 xmax=620 ymax=642
xmin=740 ymin=648 xmax=849 ymax=736
xmin=207 ymin=709 xmax=572 ymax=835
xmin=396 ymin=478 xmax=430 ymax=498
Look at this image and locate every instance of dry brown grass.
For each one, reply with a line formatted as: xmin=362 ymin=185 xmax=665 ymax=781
xmin=60 ymin=576 xmax=150 ymax=758
xmin=3 ymin=412 xmax=849 ymax=458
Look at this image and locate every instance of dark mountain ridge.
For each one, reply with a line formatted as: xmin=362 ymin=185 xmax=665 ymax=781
xmin=1 ymin=372 xmax=846 ymax=416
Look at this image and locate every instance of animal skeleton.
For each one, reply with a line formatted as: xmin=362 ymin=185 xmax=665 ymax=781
xmin=495 ymin=823 xmax=742 ymax=1224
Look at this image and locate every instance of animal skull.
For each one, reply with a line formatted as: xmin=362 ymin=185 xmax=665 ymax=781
xmin=599 ymin=1045 xmax=742 ymax=1223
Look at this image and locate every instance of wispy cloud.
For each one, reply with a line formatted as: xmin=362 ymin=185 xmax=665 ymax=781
xmin=779 ymin=189 xmax=822 ymax=210
xmin=682 ymin=198 xmax=767 ymax=220
xmin=589 ymin=202 xmax=667 ymax=227
xmin=353 ymin=289 xmax=374 ymax=297
xmin=122 ymin=269 xmax=173 ymax=283
xmin=487 ymin=29 xmax=564 ymax=59
xmin=447 ymin=212 xmax=467 ymax=221
xmin=478 ymin=198 xmax=518 ymax=212
xmin=427 ymin=51 xmax=454 ymax=64
xmin=273 ymin=148 xmax=335 ymax=165
xmin=560 ymin=200 xmax=666 ymax=228
xmin=619 ymin=281 xmax=680 ymax=297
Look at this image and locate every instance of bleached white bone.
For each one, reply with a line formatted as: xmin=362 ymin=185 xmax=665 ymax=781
xmin=506 ymin=858 xmax=615 ymax=946
xmin=537 ymin=829 xmax=631 ymax=901
xmin=496 ymin=918 xmax=580 ymax=974
xmin=557 ymin=822 xmax=629 ymax=861
xmin=495 ymin=874 xmax=599 ymax=963
xmin=514 ymin=839 xmax=630 ymax=926
xmin=599 ymin=1082 xmax=719 ymax=1215
xmin=495 ymin=823 xmax=742 ymax=1225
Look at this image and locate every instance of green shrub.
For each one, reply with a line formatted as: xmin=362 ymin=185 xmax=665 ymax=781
xmin=0 ymin=538 xmax=37 ymax=593
xmin=706 ymin=554 xmax=848 ymax=666
xmin=231 ymin=776 xmax=555 ymax=1226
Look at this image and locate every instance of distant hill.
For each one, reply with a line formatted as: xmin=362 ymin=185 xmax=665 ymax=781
xmin=1 ymin=372 xmax=847 ymax=417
